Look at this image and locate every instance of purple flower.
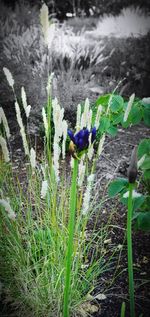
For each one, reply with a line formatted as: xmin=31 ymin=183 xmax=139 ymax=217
xmin=68 ymin=127 xmax=96 ymax=152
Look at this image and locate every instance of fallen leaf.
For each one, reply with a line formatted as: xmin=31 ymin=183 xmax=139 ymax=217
xmin=94 ymin=293 xmax=107 ymax=300
xmin=142 ymin=256 xmax=149 ymax=264
xmin=104 ymin=238 xmax=112 ymax=244
xmin=78 ymin=301 xmax=99 ymax=317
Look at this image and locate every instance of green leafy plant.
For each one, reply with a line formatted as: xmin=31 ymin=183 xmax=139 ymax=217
xmin=109 ymin=147 xmax=138 ymax=317
xmin=92 ymin=94 xmax=150 ymax=144
xmin=108 ymin=140 xmax=150 ymax=316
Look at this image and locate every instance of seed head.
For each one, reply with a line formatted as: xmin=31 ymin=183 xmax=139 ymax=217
xmin=0 ymin=136 xmax=10 ymax=162
xmin=123 ymin=93 xmax=135 ymax=122
xmin=3 ymin=67 xmax=14 ymax=89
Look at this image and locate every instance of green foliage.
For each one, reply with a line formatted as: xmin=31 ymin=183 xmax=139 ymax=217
xmin=108 ymin=178 xmax=128 ymax=197
xmin=108 ymin=138 xmax=150 ymax=232
xmin=138 ymin=138 xmax=150 ymax=191
xmin=110 ymin=95 xmax=124 ymax=113
xmin=133 ymin=211 xmax=150 ymax=231
xmin=93 ymin=94 xmax=150 ymax=150
xmin=141 ymin=99 xmax=150 ymax=127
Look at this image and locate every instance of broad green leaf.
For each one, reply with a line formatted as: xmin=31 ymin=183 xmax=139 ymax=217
xmin=99 ymin=117 xmax=110 ymax=133
xmin=140 ymin=195 xmax=150 ymax=211
xmin=108 ymin=178 xmax=128 ymax=197
xmin=130 ymin=105 xmax=143 ymax=125
xmin=112 ymin=113 xmax=123 ymax=125
xmin=140 ymin=156 xmax=150 ymax=170
xmin=121 ymin=195 xmax=145 ymax=212
xmin=96 ymin=94 xmax=110 ymax=107
xmin=143 ymin=108 xmax=150 ymax=127
xmin=134 ymin=211 xmax=150 ymax=232
xmin=107 ymin=125 xmax=118 ymax=136
xmin=138 ymin=139 xmax=150 ymax=159
xmin=133 ymin=196 xmax=145 ymax=211
xmin=110 ymin=95 xmax=124 ymax=113
xmin=143 ymin=169 xmax=150 ymax=180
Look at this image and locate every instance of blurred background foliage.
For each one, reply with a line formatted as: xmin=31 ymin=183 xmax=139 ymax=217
xmin=2 ymin=0 xmax=150 ymax=19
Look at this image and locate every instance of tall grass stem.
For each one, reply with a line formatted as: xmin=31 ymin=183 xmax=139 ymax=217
xmin=63 ymin=158 xmax=78 ymax=317
xmin=121 ymin=301 xmax=126 ymax=317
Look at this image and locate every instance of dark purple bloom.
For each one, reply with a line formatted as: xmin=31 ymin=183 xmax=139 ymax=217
xmin=68 ymin=127 xmax=96 ymax=152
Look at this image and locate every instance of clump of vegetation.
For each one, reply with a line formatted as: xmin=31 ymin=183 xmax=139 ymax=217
xmin=108 ymin=138 xmax=150 ymax=316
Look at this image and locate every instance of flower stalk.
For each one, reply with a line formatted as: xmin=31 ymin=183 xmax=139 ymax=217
xmin=127 ymin=147 xmax=137 ymax=317
xmin=63 ymin=158 xmax=78 ymax=317
xmin=127 ymin=182 xmax=135 ymax=317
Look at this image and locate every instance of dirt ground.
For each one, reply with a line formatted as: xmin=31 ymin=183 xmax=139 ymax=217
xmin=0 ymin=113 xmax=150 ymax=317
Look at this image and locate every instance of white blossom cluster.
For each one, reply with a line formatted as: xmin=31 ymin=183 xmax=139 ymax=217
xmin=3 ymin=67 xmax=36 ymax=169
xmin=0 ymin=107 xmax=11 ymax=139
xmin=82 ymin=174 xmax=95 ymax=215
xmin=52 ymin=98 xmax=68 ymax=182
xmin=40 ymin=3 xmax=55 ymax=49
xmin=21 ymin=87 xmax=31 ymax=118
xmin=0 ymin=106 xmax=11 ymax=162
xmin=123 ymin=93 xmax=135 ymax=122
xmin=0 ymin=199 xmax=16 ymax=220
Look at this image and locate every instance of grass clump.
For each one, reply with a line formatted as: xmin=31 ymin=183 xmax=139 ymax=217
xmin=0 ymin=60 xmax=116 ymax=316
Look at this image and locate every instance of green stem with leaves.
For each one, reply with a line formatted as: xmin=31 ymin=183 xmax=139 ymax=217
xmin=127 ymin=182 xmax=135 ymax=317
xmin=63 ymin=158 xmax=78 ymax=317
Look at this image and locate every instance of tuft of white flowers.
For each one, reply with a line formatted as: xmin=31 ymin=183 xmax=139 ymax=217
xmin=3 ymin=67 xmax=14 ymax=89
xmin=97 ymin=134 xmax=105 ymax=156
xmin=21 ymin=87 xmax=31 ymax=118
xmin=40 ymin=3 xmax=55 ymax=49
xmin=30 ymin=148 xmax=36 ymax=171
xmin=52 ymin=98 xmax=67 ymax=181
xmin=40 ymin=3 xmax=49 ymax=45
xmin=87 ymin=109 xmax=92 ymax=131
xmin=0 ymin=199 xmax=16 ymax=220
xmin=80 ymin=98 xmax=90 ymax=129
xmin=88 ymin=133 xmax=94 ymax=161
xmin=41 ymin=180 xmax=48 ymax=199
xmin=42 ymin=107 xmax=48 ymax=136
xmin=78 ymin=155 xmax=86 ymax=187
xmin=15 ymin=101 xmax=29 ymax=156
xmin=0 ymin=136 xmax=10 ymax=162
xmin=123 ymin=93 xmax=135 ymax=122
xmin=95 ymin=105 xmax=102 ymax=129
xmin=53 ymin=141 xmax=61 ymax=181
xmin=46 ymin=73 xmax=54 ymax=94
xmin=82 ymin=174 xmax=95 ymax=215
xmin=0 ymin=107 xmax=11 ymax=139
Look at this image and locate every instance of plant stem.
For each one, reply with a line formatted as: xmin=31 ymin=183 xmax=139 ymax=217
xmin=121 ymin=301 xmax=126 ymax=317
xmin=127 ymin=183 xmax=135 ymax=317
xmin=63 ymin=159 xmax=78 ymax=317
